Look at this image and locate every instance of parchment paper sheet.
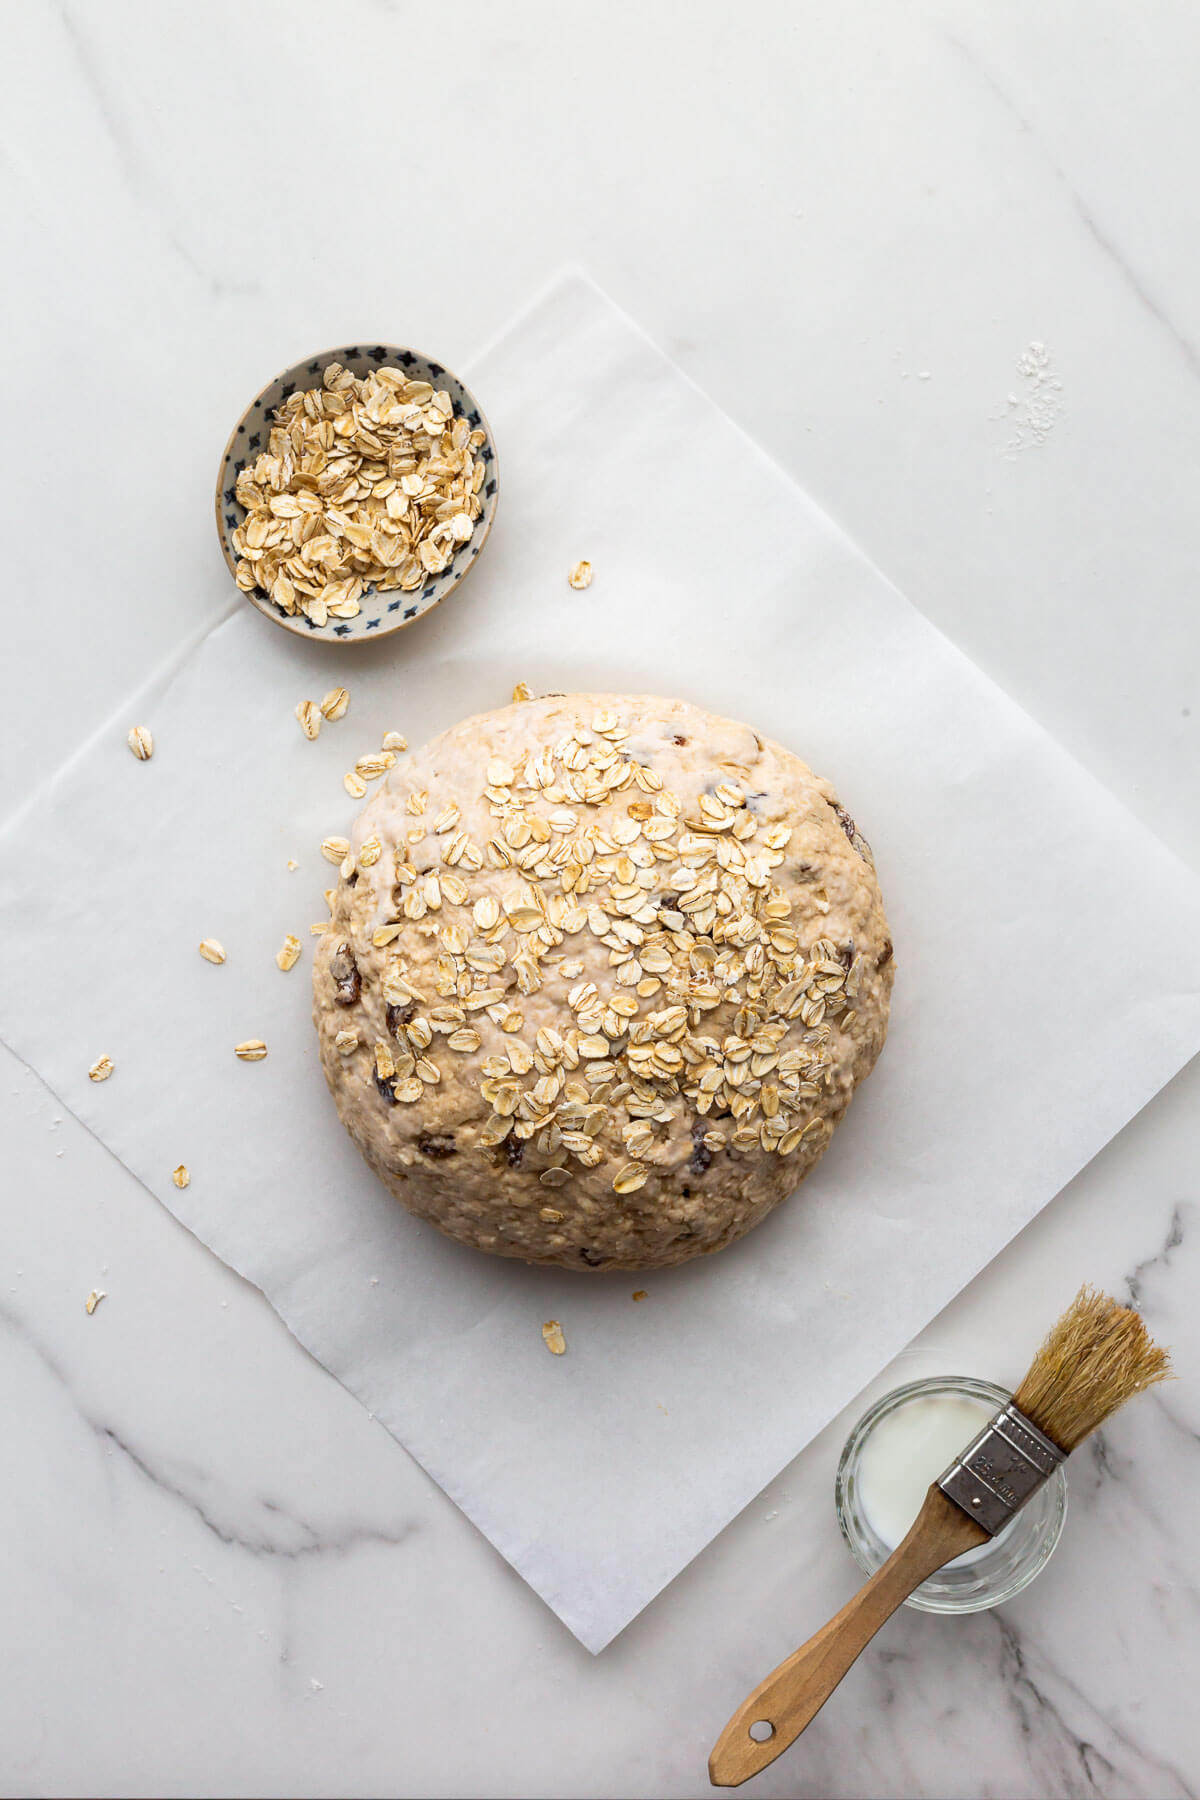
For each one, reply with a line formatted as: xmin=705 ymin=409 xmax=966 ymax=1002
xmin=3 ymin=273 xmax=1198 ymax=1650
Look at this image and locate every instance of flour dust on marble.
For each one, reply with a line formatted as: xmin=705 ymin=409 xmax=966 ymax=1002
xmin=995 ymin=340 xmax=1064 ymax=456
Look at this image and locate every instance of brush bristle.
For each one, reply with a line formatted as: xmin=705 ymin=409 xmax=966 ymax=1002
xmin=1013 ymin=1285 xmax=1171 ymax=1452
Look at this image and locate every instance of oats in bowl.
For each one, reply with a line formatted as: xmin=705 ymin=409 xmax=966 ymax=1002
xmin=215 ymin=345 xmax=498 ymax=644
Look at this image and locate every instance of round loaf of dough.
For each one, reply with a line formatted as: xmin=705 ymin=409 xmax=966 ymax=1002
xmin=313 ymin=693 xmax=893 ymax=1270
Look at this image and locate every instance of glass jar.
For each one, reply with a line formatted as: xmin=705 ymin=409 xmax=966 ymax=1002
xmin=834 ymin=1375 xmax=1067 ymax=1614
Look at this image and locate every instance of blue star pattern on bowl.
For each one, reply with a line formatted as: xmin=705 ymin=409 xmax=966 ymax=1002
xmin=214 ymin=344 xmax=498 ymax=645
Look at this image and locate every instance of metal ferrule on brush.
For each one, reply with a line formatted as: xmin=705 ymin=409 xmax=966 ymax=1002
xmin=937 ymin=1400 xmax=1066 ymax=1536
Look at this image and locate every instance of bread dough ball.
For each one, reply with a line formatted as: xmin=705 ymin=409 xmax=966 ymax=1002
xmin=313 ymin=693 xmax=893 ymax=1271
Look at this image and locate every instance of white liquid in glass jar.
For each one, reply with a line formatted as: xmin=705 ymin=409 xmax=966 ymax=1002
xmin=857 ymin=1394 xmax=1008 ymax=1566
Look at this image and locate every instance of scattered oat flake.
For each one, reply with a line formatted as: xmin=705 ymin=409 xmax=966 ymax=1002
xmin=542 ymin=1320 xmax=567 ymax=1356
xmin=321 ymin=836 xmax=350 ymax=865
xmin=276 ymin=934 xmax=302 ymax=972
xmin=287 ymin=858 xmax=298 ymax=871
xmin=632 ymin=1290 xmax=648 ymax=1302
xmin=382 ymin=731 xmax=407 ymax=751
xmin=355 ymin=752 xmax=391 ymax=779
xmin=320 ymin=687 xmax=350 ymax=722
xmin=85 ymin=1288 xmax=106 ymax=1315
xmin=88 ymin=1055 xmax=114 ymax=1083
xmin=512 ymin=681 xmax=534 ymax=703
xmin=198 ymin=938 xmax=226 ymax=965
xmin=344 ymin=771 xmax=368 ymax=799
xmin=295 ymin=700 xmax=321 ymax=740
xmin=173 ymin=1164 xmax=190 ymax=1189
xmin=127 ymin=725 xmax=153 ymax=760
xmin=567 ymin=560 xmax=593 ymax=590
xmin=234 ymin=1039 xmax=268 ymax=1061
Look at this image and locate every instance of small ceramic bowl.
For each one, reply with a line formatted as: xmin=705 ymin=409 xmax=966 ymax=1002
xmin=215 ymin=343 xmax=498 ymax=644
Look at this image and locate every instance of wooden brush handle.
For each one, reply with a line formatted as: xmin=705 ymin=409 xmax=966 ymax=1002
xmin=708 ymin=1485 xmax=989 ymax=1787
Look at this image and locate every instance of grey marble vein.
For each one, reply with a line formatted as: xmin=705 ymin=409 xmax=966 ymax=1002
xmin=942 ymin=30 xmax=1200 ymax=382
xmin=1123 ymin=1203 xmax=1200 ymax=1454
xmin=1126 ymin=1201 xmax=1186 ymax=1309
xmin=99 ymin=1422 xmax=419 ymax=1562
xmin=992 ymin=1613 xmax=1195 ymax=1800
xmin=0 ymin=1297 xmax=417 ymax=1564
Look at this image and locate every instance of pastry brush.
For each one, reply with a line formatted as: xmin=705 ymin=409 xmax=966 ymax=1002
xmin=709 ymin=1286 xmax=1171 ymax=1787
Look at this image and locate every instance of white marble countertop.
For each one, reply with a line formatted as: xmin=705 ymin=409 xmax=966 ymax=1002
xmin=3 ymin=4 xmax=1198 ymax=1795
